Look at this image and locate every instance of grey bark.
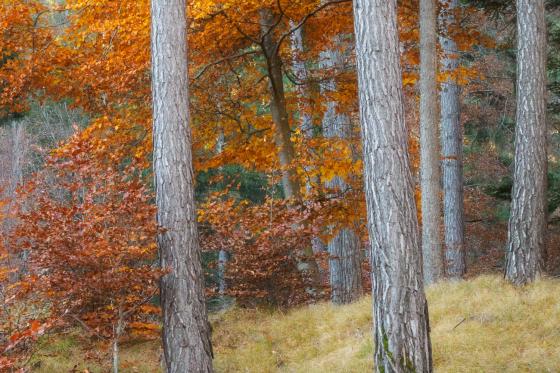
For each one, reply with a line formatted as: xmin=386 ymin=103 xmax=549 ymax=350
xmin=505 ymin=0 xmax=547 ymax=286
xmin=112 ymin=306 xmax=124 ymax=373
xmin=352 ymin=0 xmax=433 ymax=371
xmin=420 ymin=0 xmax=443 ymax=285
xmin=439 ymin=0 xmax=466 ymax=279
xmin=218 ymin=249 xmax=228 ymax=296
xmin=9 ymin=121 xmax=25 ymax=196
xmin=150 ymin=0 xmax=214 ymax=371
xmin=216 ymin=132 xmax=229 ymax=298
xmin=290 ymin=24 xmax=313 ymax=138
xmin=290 ymin=24 xmax=329 ymax=268
xmin=319 ymin=42 xmax=363 ymax=304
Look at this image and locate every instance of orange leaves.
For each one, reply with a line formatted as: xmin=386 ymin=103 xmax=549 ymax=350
xmin=0 ymin=0 xmax=54 ymax=115
xmin=200 ymin=194 xmax=316 ymax=306
xmin=438 ymin=65 xmax=483 ymax=86
xmin=9 ymin=134 xmax=161 ymax=342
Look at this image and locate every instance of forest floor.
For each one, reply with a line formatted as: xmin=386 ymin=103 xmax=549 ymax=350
xmin=29 ymin=275 xmax=560 ymax=372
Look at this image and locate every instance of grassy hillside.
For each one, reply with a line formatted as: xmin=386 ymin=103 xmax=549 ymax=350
xmin=30 ymin=276 xmax=560 ymax=372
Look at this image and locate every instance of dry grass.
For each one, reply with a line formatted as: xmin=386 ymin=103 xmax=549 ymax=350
xmin=30 ymin=275 xmax=560 ymax=372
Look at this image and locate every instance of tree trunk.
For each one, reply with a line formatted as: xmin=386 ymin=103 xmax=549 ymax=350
xmin=150 ymin=1 xmax=214 ymax=371
xmin=9 ymin=120 xmax=25 ymax=196
xmin=215 ymin=132 xmax=229 ymax=300
xmin=326 ymin=226 xmax=363 ymax=304
xmin=439 ymin=0 xmax=466 ymax=279
xmin=112 ymin=306 xmax=124 ymax=373
xmin=290 ymin=24 xmax=329 ymax=274
xmin=218 ymin=249 xmax=228 ymax=296
xmin=319 ymin=42 xmax=363 ymax=304
xmin=261 ymin=10 xmax=301 ymax=201
xmin=260 ymin=10 xmax=322 ymax=289
xmin=112 ymin=333 xmax=119 ymax=373
xmin=352 ymin=0 xmax=433 ymax=371
xmin=505 ymin=0 xmax=547 ymax=286
xmin=290 ymin=24 xmax=313 ymax=138
xmin=420 ymin=0 xmax=443 ymax=285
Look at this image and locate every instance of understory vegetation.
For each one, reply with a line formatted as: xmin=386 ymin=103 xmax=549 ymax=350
xmin=28 ymin=276 xmax=560 ymax=373
xmin=2 ymin=0 xmax=559 ymax=370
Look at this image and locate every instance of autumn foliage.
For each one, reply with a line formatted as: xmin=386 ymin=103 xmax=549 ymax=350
xmin=1 ymin=135 xmax=160 ymax=366
xmin=0 ymin=0 xmax=495 ymax=369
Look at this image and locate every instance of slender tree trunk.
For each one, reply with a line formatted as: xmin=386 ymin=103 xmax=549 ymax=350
xmin=290 ymin=24 xmax=313 ymax=138
xmin=215 ymin=131 xmax=229 ymax=299
xmin=260 ymin=10 xmax=301 ymax=201
xmin=9 ymin=120 xmax=25 ymax=197
xmin=290 ymin=24 xmax=329 ymax=270
xmin=112 ymin=333 xmax=119 ymax=373
xmin=320 ymin=42 xmax=363 ymax=304
xmin=505 ymin=0 xmax=547 ymax=286
xmin=439 ymin=0 xmax=466 ymax=279
xmin=353 ymin=0 xmax=433 ymax=371
xmin=420 ymin=0 xmax=443 ymax=285
xmin=112 ymin=306 xmax=124 ymax=373
xmin=218 ymin=249 xmax=228 ymax=296
xmin=260 ymin=10 xmax=322 ymax=289
xmin=150 ymin=1 xmax=214 ymax=371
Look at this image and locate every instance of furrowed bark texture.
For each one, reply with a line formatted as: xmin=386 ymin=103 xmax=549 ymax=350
xmin=320 ymin=42 xmax=363 ymax=304
xmin=439 ymin=0 xmax=466 ymax=279
xmin=420 ymin=0 xmax=443 ymax=285
xmin=150 ymin=1 xmax=214 ymax=371
xmin=290 ymin=24 xmax=314 ymax=138
xmin=352 ymin=0 xmax=433 ymax=371
xmin=505 ymin=0 xmax=547 ymax=286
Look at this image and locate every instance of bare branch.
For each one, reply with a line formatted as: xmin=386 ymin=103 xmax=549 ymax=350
xmin=193 ymin=49 xmax=260 ymax=81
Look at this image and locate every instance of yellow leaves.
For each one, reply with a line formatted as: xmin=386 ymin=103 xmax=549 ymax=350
xmin=403 ymin=74 xmax=417 ymax=87
xmin=438 ymin=65 xmax=482 ymax=86
xmin=191 ymin=0 xmax=228 ymax=20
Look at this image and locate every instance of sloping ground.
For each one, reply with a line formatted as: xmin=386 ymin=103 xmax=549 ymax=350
xmin=31 ymin=276 xmax=560 ymax=372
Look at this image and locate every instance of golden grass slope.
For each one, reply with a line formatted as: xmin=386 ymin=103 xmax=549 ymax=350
xmin=31 ymin=275 xmax=560 ymax=372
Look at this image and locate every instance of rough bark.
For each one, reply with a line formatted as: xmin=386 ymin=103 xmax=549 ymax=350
xmin=439 ymin=0 xmax=466 ymax=279
xmin=420 ymin=0 xmax=443 ymax=285
xmin=261 ymin=10 xmax=301 ymax=200
xmin=150 ymin=0 xmax=214 ymax=371
xmin=353 ymin=0 xmax=433 ymax=371
xmin=320 ymin=41 xmax=363 ymax=304
xmin=290 ymin=23 xmax=313 ymax=138
xmin=505 ymin=0 xmax=547 ymax=286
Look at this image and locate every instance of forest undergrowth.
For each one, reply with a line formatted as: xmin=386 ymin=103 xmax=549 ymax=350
xmin=28 ymin=275 xmax=560 ymax=373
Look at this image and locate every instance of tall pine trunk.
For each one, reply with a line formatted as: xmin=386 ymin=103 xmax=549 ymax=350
xmin=420 ymin=0 xmax=443 ymax=284
xmin=150 ymin=1 xmax=213 ymax=371
xmin=352 ymin=0 xmax=433 ymax=371
xmin=439 ymin=0 xmax=466 ymax=279
xmin=320 ymin=42 xmax=363 ymax=304
xmin=505 ymin=0 xmax=547 ymax=285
